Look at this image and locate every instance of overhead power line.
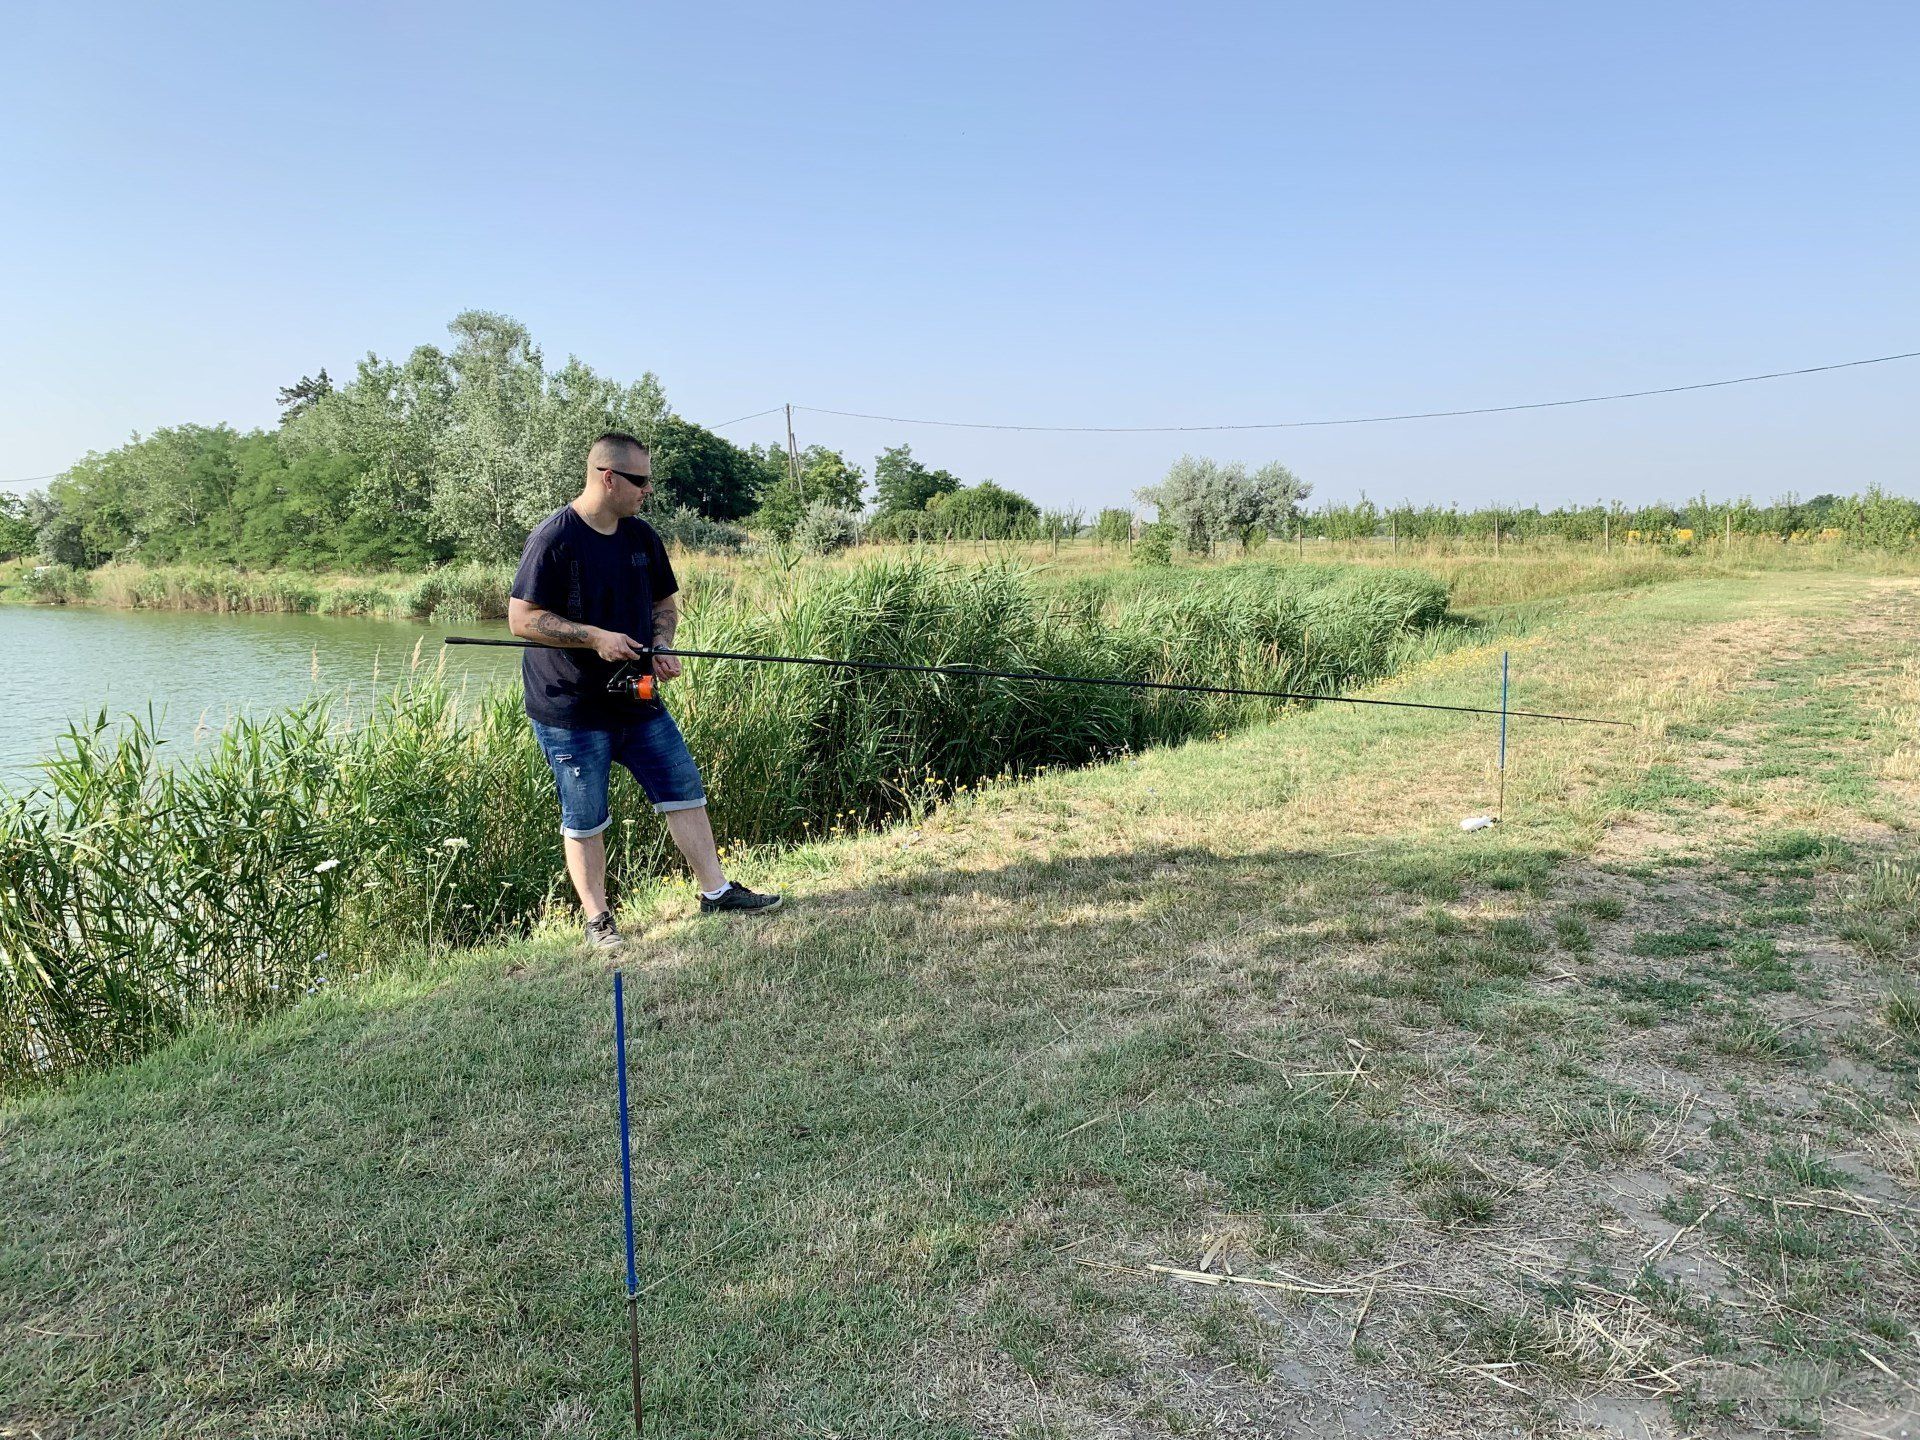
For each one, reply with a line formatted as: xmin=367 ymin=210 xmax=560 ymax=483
xmin=707 ymin=406 xmax=784 ymax=431
xmin=16 ymin=347 xmax=1914 ymax=486
xmin=790 ymin=347 xmax=1920 ymax=434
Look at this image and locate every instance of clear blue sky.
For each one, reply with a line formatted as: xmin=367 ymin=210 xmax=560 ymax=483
xmin=4 ymin=1 xmax=1916 ymax=513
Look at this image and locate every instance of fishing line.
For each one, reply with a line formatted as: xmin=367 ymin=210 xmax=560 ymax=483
xmin=443 ymin=638 xmax=1629 ymax=728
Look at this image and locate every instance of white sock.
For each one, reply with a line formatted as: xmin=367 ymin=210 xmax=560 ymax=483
xmin=701 ymin=882 xmax=732 ymax=900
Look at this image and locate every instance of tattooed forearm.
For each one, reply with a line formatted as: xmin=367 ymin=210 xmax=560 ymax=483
xmin=529 ymin=609 xmax=596 ymax=646
xmin=652 ymin=597 xmax=679 ymax=650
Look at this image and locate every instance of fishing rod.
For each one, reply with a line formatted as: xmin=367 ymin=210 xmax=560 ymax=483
xmin=443 ymin=637 xmax=1629 ymax=728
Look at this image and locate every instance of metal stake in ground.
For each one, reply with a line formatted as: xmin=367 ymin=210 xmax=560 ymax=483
xmin=1497 ymin=650 xmax=1510 ymax=822
xmin=613 ymin=973 xmax=644 ymax=1436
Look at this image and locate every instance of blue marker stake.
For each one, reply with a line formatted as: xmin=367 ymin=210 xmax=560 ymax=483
xmin=614 ymin=973 xmax=644 ymax=1434
xmin=1498 ymin=651 xmax=1510 ymax=820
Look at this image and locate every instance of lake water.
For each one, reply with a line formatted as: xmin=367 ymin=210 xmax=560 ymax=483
xmin=0 ymin=604 xmax=526 ymax=787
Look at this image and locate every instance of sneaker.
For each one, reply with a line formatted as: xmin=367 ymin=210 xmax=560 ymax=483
xmin=699 ymin=882 xmax=783 ymax=916
xmin=584 ymin=910 xmax=624 ymax=949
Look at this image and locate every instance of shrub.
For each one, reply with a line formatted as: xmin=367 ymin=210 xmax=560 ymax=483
xmin=793 ymin=501 xmax=861 ymax=556
xmin=1135 ymin=523 xmax=1175 ymax=567
xmin=20 ymin=564 xmax=92 ymax=604
xmin=649 ymin=505 xmax=747 ymax=554
xmin=319 ymin=581 xmax=400 ymax=617
xmin=398 ymin=563 xmax=512 ymax=621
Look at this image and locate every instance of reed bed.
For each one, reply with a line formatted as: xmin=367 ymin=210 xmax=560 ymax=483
xmin=74 ymin=562 xmax=522 ymax=620
xmin=0 ymin=558 xmax=1449 ymax=1085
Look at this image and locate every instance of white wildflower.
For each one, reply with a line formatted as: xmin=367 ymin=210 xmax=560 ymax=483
xmin=314 ymin=858 xmax=341 ymax=874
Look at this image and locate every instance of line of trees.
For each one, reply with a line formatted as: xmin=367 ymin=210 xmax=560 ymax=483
xmin=8 ymin=310 xmax=1066 ymax=570
xmin=2 ymin=314 xmax=827 ymax=568
xmin=1127 ymin=456 xmax=1920 ymax=553
xmin=12 ymin=318 xmax=1918 ymax=572
xmin=26 ymin=312 xmax=700 ymax=569
xmin=1293 ymin=490 xmax=1920 ymax=548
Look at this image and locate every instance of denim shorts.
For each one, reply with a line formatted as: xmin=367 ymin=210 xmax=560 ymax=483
xmin=530 ymin=710 xmax=708 ymax=838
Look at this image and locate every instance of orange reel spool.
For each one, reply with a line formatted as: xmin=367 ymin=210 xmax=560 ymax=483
xmin=607 ymin=669 xmax=656 ymax=703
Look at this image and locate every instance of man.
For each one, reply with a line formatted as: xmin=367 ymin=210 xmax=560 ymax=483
xmin=509 ymin=431 xmax=782 ymax=948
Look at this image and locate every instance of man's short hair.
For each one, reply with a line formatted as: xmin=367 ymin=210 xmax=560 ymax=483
xmin=588 ymin=431 xmax=649 ymax=465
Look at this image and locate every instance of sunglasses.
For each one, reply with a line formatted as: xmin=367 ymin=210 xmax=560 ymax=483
xmin=598 ymin=465 xmax=653 ymax=488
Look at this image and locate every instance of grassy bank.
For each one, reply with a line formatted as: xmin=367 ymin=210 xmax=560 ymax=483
xmin=11 ymin=533 xmax=1916 ymax=619
xmin=4 ymin=568 xmax=1915 ymax=1436
xmin=0 ymin=558 xmax=1449 ymax=1085
xmin=4 ymin=559 xmax=517 ymax=619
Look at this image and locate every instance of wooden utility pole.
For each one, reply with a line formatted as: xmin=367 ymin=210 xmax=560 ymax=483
xmin=1603 ymin=512 xmax=1610 ymax=554
xmin=783 ymin=404 xmax=804 ymax=519
xmin=1390 ymin=511 xmax=1398 ymax=554
xmin=1494 ymin=512 xmax=1502 ymax=558
xmin=1725 ymin=511 xmax=1733 ymax=549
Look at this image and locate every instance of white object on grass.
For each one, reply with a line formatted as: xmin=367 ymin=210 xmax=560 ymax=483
xmin=1459 ymin=816 xmax=1498 ymax=832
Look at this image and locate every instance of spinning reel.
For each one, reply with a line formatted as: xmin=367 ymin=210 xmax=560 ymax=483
xmin=606 ymin=659 xmax=657 ymax=704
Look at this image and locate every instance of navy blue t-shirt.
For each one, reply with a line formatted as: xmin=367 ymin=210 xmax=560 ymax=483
xmin=510 ymin=505 xmax=678 ymax=728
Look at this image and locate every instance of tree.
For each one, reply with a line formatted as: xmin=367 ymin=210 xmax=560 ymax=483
xmin=276 ymin=368 xmax=334 ymax=422
xmin=293 ymin=342 xmax=455 ymax=565
xmin=1136 ymin=455 xmax=1312 ymax=552
xmin=1134 ymin=456 xmax=1235 ymax=552
xmin=1322 ymin=492 xmax=1380 ymax=543
xmin=1248 ymin=461 xmax=1311 ymax=541
xmin=226 ymin=434 xmax=378 ymax=568
xmin=925 ymin=481 xmax=1040 ymax=539
xmin=128 ymin=425 xmax=246 ymax=561
xmin=1039 ymin=509 xmax=1084 ymax=551
xmin=35 ymin=428 xmax=243 ymax=565
xmin=0 ymin=492 xmax=36 ymax=559
xmin=872 ymin=444 xmax=959 ymax=515
xmin=751 ymin=444 xmax=864 ymax=540
xmin=293 ymin=311 xmax=669 ymax=563
xmin=1093 ymin=508 xmax=1134 ymax=546
xmin=802 ymin=445 xmax=865 ymax=511
xmin=649 ymin=417 xmax=766 ymax=521
xmin=425 ymin=312 xmax=565 ymax=561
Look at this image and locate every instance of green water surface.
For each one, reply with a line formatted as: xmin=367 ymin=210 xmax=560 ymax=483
xmin=0 ymin=604 xmax=524 ymax=786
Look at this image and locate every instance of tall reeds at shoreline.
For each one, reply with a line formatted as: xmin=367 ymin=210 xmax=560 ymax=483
xmin=65 ymin=561 xmax=521 ymax=620
xmin=0 ymin=559 xmax=1448 ymax=1086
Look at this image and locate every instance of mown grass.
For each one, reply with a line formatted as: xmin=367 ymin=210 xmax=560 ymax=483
xmin=0 ymin=558 xmax=1449 ymax=1085
xmin=5 ymin=564 xmax=1919 ymax=1438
